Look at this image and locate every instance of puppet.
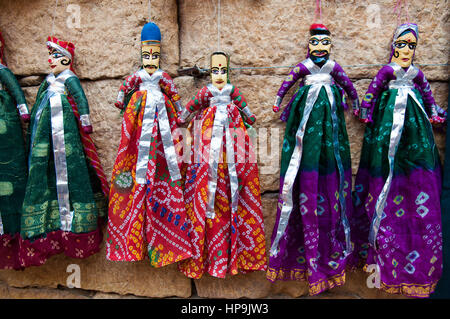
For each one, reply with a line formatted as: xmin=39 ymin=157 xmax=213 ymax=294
xmin=106 ymin=22 xmax=193 ymax=266
xmin=0 ymin=31 xmax=29 ymax=269
xmin=176 ymin=51 xmax=266 ymax=278
xmin=354 ymin=23 xmax=445 ymax=298
xmin=267 ymin=24 xmax=360 ymax=295
xmin=19 ymin=36 xmax=108 ymax=267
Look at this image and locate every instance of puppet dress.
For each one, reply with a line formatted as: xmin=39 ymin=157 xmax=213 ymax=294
xmin=19 ymin=69 xmax=108 ymax=267
xmin=0 ymin=64 xmax=28 ymax=269
xmin=106 ymin=69 xmax=193 ymax=267
xmin=267 ymin=58 xmax=359 ymax=295
xmin=177 ymin=83 xmax=266 ymax=279
xmin=354 ymin=62 xmax=443 ymax=298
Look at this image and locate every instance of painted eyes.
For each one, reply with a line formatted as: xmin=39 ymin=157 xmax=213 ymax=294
xmin=309 ymin=39 xmax=331 ymax=46
xmin=51 ymin=52 xmax=64 ymax=59
xmin=394 ymin=42 xmax=417 ymax=50
xmin=211 ymin=68 xmax=227 ymax=75
xmin=142 ymin=53 xmax=160 ymax=60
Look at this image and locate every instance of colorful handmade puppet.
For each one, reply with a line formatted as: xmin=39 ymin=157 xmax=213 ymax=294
xmin=354 ymin=23 xmax=445 ymax=298
xmin=19 ymin=36 xmax=108 ymax=267
xmin=267 ymin=24 xmax=360 ymax=295
xmin=106 ymin=22 xmax=193 ymax=266
xmin=0 ymin=31 xmax=29 ymax=270
xmin=176 ymin=51 xmax=266 ymax=279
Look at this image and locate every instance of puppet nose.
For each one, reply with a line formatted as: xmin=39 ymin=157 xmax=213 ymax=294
xmin=48 ymin=59 xmax=52 ymax=63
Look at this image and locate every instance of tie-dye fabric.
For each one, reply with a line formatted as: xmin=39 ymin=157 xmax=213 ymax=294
xmin=267 ymin=84 xmax=355 ymax=295
xmin=177 ymin=85 xmax=267 ymax=279
xmin=354 ymin=64 xmax=443 ymax=298
xmin=19 ymin=75 xmax=107 ymax=268
xmin=0 ymin=66 xmax=28 ymax=270
xmin=106 ymin=70 xmax=193 ymax=267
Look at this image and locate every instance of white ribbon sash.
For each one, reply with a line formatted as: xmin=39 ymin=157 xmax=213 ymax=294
xmin=369 ymin=63 xmax=431 ymax=250
xmin=135 ymin=69 xmax=181 ymax=185
xmin=205 ymin=83 xmax=239 ymax=219
xmin=270 ymin=58 xmax=352 ymax=258
xmin=41 ymin=69 xmax=77 ymax=231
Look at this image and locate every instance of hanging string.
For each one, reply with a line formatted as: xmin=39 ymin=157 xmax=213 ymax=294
xmin=404 ymin=0 xmax=410 ymax=23
xmin=188 ymin=62 xmax=448 ymax=74
xmin=51 ymin=0 xmax=60 ymax=36
xmin=394 ymin=0 xmax=410 ymax=25
xmin=314 ymin=0 xmax=322 ymax=23
xmin=394 ymin=0 xmax=402 ymax=25
xmin=217 ymin=0 xmax=221 ymax=51
xmin=148 ymin=0 xmax=152 ymax=21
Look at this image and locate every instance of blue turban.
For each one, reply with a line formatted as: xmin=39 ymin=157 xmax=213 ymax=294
xmin=141 ymin=22 xmax=161 ymax=45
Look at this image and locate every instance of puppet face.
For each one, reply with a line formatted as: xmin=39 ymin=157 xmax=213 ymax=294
xmin=391 ymin=32 xmax=417 ymax=68
xmin=48 ymin=48 xmax=71 ymax=74
xmin=210 ymin=54 xmax=228 ymax=90
xmin=142 ymin=44 xmax=161 ymax=75
xmin=308 ymin=34 xmax=331 ymax=64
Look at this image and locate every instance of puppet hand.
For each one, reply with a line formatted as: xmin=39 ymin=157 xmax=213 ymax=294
xmin=176 ymin=115 xmax=186 ymax=125
xmin=430 ymin=115 xmax=445 ymax=124
xmin=353 ymin=109 xmax=360 ymax=118
xmin=273 ymin=96 xmax=282 ymax=113
xmin=246 ymin=114 xmax=256 ymax=125
xmin=358 ymin=107 xmax=373 ymax=124
xmin=350 ymin=99 xmax=360 ymax=114
xmin=82 ymin=125 xmax=93 ymax=134
xmin=359 ymin=114 xmax=373 ymax=124
xmin=114 ymin=101 xmax=124 ymax=110
xmin=21 ymin=114 xmax=31 ymax=122
xmin=435 ymin=104 xmax=447 ymax=117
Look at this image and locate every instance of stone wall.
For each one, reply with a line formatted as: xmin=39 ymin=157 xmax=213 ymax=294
xmin=0 ymin=0 xmax=448 ymax=299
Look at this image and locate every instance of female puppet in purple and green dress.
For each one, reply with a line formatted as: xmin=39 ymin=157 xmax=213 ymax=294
xmin=267 ymin=24 xmax=360 ymax=296
xmin=354 ymin=23 xmax=445 ymax=298
xmin=0 ymin=31 xmax=29 ymax=270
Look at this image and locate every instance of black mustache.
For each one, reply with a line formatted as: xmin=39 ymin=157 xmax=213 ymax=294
xmin=144 ymin=64 xmax=158 ymax=69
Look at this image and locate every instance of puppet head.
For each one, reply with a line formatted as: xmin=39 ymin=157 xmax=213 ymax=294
xmin=47 ymin=36 xmax=75 ymax=74
xmin=141 ymin=22 xmax=161 ymax=75
xmin=210 ymin=51 xmax=230 ymax=90
xmin=307 ymin=23 xmax=331 ymax=65
xmin=0 ymin=31 xmax=6 ymax=65
xmin=390 ymin=23 xmax=418 ymax=68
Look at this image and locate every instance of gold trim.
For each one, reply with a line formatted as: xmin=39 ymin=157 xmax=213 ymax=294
xmin=363 ymin=263 xmax=438 ymax=298
xmin=267 ymin=267 xmax=347 ymax=296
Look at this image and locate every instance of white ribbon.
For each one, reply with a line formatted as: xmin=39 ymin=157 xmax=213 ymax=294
xmin=270 ymin=58 xmax=352 ymax=257
xmin=205 ymin=83 xmax=239 ymax=219
xmin=135 ymin=69 xmax=181 ymax=185
xmin=45 ymin=70 xmax=77 ymax=231
xmin=369 ymin=63 xmax=431 ymax=250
